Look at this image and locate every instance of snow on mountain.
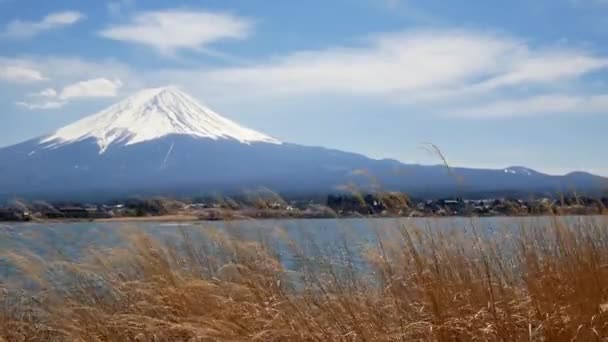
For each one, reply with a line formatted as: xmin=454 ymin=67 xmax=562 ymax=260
xmin=503 ymin=166 xmax=537 ymax=176
xmin=40 ymin=86 xmax=281 ymax=153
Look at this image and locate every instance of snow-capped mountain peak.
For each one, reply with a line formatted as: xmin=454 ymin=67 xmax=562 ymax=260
xmin=41 ymin=86 xmax=281 ymax=153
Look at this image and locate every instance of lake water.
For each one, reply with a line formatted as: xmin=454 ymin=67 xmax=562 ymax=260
xmin=0 ymin=216 xmax=606 ymax=289
xmin=1 ymin=216 xmax=603 ymax=260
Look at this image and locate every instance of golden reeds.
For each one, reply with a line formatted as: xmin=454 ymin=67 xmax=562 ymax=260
xmin=1 ymin=216 xmax=608 ymax=341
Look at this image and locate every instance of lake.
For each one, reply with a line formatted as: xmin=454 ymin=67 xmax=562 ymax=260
xmin=1 ymin=216 xmax=604 ymax=261
xmin=1 ymin=215 xmax=607 ymax=292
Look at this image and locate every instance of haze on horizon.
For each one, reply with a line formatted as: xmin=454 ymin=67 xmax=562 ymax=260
xmin=1 ymin=0 xmax=607 ymax=176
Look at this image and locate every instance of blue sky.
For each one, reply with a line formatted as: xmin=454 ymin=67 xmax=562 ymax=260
xmin=1 ymin=0 xmax=608 ymax=175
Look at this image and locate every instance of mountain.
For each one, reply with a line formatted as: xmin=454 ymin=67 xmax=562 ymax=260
xmin=41 ymin=86 xmax=281 ymax=152
xmin=0 ymin=86 xmax=605 ymax=201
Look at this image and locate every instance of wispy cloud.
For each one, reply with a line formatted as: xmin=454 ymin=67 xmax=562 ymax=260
xmin=0 ymin=55 xmax=134 ymax=86
xmin=16 ymin=100 xmax=65 ymax=110
xmin=28 ymin=88 xmax=57 ymax=98
xmin=99 ymin=9 xmax=252 ymax=54
xmin=17 ymin=78 xmax=123 ymax=110
xmin=451 ymin=93 xmax=608 ymax=118
xmin=0 ymin=65 xmax=47 ymax=82
xmin=2 ymin=11 xmax=84 ymax=39
xmin=58 ymin=78 xmax=123 ymax=100
xmin=475 ymin=51 xmax=608 ymax=90
xmin=198 ymin=30 xmax=607 ymax=102
xmin=200 ymin=30 xmax=517 ymax=96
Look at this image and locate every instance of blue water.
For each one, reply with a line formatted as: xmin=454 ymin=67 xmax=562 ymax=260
xmin=0 ymin=216 xmax=598 ymax=257
xmin=0 ymin=216 xmax=604 ymax=282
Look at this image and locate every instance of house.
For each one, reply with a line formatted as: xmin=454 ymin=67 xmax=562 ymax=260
xmin=186 ymin=203 xmax=211 ymax=210
xmin=268 ymin=201 xmax=284 ymax=210
xmin=0 ymin=208 xmax=30 ymax=221
xmin=58 ymin=206 xmax=89 ymax=218
xmin=439 ymin=198 xmax=467 ymax=214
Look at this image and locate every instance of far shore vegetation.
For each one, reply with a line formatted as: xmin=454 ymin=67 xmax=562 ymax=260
xmin=1 ymin=191 xmax=607 ymax=222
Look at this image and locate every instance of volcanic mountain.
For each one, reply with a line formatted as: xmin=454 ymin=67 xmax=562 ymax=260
xmin=40 ymin=86 xmax=281 ymax=153
xmin=0 ymin=86 xmax=605 ymax=200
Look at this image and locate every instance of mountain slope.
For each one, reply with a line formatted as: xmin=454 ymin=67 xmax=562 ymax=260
xmin=0 ymin=87 xmax=605 ymax=201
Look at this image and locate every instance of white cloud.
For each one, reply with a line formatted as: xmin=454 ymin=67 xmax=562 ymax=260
xmin=16 ymin=100 xmax=65 ymax=110
xmin=0 ymin=65 xmax=47 ymax=82
xmin=3 ymin=11 xmax=84 ymax=38
xmin=198 ymin=30 xmax=607 ymax=101
xmin=452 ymin=93 xmax=608 ymax=118
xmin=19 ymin=56 xmax=135 ymax=85
xmin=30 ymin=88 xmax=58 ymax=97
xmin=17 ymin=78 xmax=123 ymax=110
xmin=99 ymin=10 xmax=252 ymax=53
xmin=475 ymin=51 xmax=608 ymax=90
xmin=203 ymin=31 xmax=511 ymax=96
xmin=58 ymin=78 xmax=123 ymax=100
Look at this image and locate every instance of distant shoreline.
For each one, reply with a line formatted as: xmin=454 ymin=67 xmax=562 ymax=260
xmin=1 ymin=212 xmax=605 ymax=225
xmin=96 ymin=214 xmax=202 ymax=222
xmin=3 ymin=194 xmax=605 ymax=224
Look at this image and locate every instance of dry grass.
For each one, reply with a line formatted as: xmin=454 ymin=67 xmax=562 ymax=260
xmin=1 ymin=216 xmax=608 ymax=341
